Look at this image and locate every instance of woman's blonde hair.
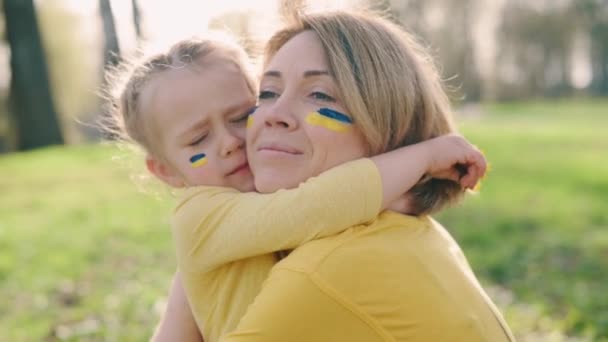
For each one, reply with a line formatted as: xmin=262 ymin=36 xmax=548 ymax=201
xmin=266 ymin=10 xmax=462 ymax=214
xmin=103 ymin=36 xmax=257 ymax=156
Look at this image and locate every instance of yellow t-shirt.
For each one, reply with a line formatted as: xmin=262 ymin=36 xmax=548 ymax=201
xmin=222 ymin=212 xmax=515 ymax=342
xmin=172 ymin=159 xmax=383 ymax=342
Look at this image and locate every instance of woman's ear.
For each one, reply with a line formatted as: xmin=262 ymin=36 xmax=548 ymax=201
xmin=146 ymin=155 xmax=185 ymax=188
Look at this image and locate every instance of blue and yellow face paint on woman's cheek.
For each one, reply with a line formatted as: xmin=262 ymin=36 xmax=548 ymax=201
xmin=189 ymin=153 xmax=208 ymax=168
xmin=305 ymin=108 xmax=353 ymax=132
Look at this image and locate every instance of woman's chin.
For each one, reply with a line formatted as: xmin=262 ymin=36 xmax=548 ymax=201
xmin=254 ymin=179 xmax=282 ymax=194
xmin=254 ymin=174 xmax=299 ymax=193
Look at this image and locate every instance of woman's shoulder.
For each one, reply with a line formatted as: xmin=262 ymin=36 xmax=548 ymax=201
xmin=274 ymin=212 xmax=461 ymax=274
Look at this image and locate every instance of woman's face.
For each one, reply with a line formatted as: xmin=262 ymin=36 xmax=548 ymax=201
xmin=247 ymin=31 xmax=368 ymax=193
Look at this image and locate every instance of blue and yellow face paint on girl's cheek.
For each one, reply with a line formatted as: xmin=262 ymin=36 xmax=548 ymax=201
xmin=189 ymin=153 xmax=208 ymax=168
xmin=246 ymin=106 xmax=257 ymax=128
xmin=305 ymin=108 xmax=353 ymax=132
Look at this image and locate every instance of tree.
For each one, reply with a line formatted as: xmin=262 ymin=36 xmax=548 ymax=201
xmin=495 ymin=1 xmax=577 ymax=99
xmin=4 ymin=0 xmax=63 ymax=150
xmin=99 ymin=0 xmax=120 ymax=69
xmin=388 ymin=0 xmax=482 ymax=101
xmin=575 ymin=0 xmax=608 ymax=95
xmin=131 ymin=0 xmax=143 ymax=44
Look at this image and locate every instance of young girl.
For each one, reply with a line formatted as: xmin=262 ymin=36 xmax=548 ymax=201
xmin=107 ymin=37 xmax=486 ymax=341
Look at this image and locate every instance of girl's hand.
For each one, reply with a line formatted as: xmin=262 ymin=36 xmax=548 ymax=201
xmin=424 ymin=134 xmax=487 ymax=190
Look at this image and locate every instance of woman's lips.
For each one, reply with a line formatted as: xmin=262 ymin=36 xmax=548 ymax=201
xmin=257 ymin=143 xmax=302 ymax=155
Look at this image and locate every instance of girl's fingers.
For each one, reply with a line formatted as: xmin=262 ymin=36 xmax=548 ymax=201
xmin=435 ymin=169 xmax=460 ymax=182
xmin=465 ymin=163 xmax=478 ymax=189
xmin=463 ymin=153 xmax=484 ymax=189
xmin=463 ymin=150 xmax=485 ymax=188
xmin=476 ymin=151 xmax=487 ymax=179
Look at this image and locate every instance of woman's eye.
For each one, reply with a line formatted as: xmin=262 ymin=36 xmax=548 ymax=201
xmin=310 ymin=91 xmax=336 ymax=102
xmin=188 ymin=134 xmax=207 ymax=146
xmin=258 ymin=90 xmax=278 ymax=100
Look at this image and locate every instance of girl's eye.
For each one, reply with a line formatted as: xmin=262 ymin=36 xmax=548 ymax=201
xmin=310 ymin=91 xmax=336 ymax=102
xmin=232 ymin=106 xmax=257 ymax=123
xmin=258 ymin=90 xmax=278 ymax=100
xmin=234 ymin=114 xmax=248 ymax=123
xmin=232 ymin=106 xmax=258 ymax=122
xmin=232 ymin=113 xmax=249 ymax=123
xmin=188 ymin=134 xmax=207 ymax=146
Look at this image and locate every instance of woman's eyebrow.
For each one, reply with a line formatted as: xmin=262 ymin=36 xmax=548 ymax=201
xmin=262 ymin=70 xmax=330 ymax=78
xmin=303 ymin=70 xmax=330 ymax=77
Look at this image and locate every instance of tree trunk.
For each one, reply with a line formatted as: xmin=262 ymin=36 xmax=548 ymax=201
xmin=599 ymin=48 xmax=608 ymax=95
xmin=4 ymin=0 xmax=64 ymax=150
xmin=131 ymin=0 xmax=143 ymax=43
xmin=99 ymin=0 xmax=120 ymax=68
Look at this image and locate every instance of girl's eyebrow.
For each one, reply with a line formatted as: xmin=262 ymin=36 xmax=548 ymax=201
xmin=178 ymin=99 xmax=252 ymax=141
xmin=178 ymin=117 xmax=208 ymax=141
xmin=263 ymin=70 xmax=281 ymax=78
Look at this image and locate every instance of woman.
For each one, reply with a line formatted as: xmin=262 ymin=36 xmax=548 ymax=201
xmin=219 ymin=10 xmax=514 ymax=341
xmin=155 ymin=9 xmax=513 ymax=342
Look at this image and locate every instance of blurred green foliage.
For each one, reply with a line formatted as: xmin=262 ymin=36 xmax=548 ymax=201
xmin=0 ymin=99 xmax=606 ymax=340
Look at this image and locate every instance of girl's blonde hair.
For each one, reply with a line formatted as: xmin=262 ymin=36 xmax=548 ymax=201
xmin=266 ymin=10 xmax=462 ymax=214
xmin=104 ymin=36 xmax=257 ymax=156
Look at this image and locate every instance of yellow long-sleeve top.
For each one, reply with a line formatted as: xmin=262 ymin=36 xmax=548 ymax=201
xmin=221 ymin=211 xmax=515 ymax=342
xmin=172 ymin=159 xmax=383 ymax=342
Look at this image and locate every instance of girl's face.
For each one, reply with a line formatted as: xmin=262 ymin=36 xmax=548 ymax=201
xmin=247 ymin=31 xmax=369 ymax=193
xmin=144 ymin=56 xmax=256 ymax=191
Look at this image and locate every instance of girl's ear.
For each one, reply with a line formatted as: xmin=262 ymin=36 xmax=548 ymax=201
xmin=146 ymin=155 xmax=185 ymax=188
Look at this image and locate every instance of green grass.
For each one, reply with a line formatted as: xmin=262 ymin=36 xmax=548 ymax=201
xmin=0 ymin=146 xmax=175 ymax=341
xmin=439 ymin=98 xmax=608 ymax=341
xmin=1 ymin=98 xmax=606 ymax=341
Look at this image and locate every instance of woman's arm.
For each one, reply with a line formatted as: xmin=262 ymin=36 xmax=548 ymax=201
xmin=150 ymin=272 xmax=203 ymax=342
xmin=173 ymin=134 xmax=485 ymax=273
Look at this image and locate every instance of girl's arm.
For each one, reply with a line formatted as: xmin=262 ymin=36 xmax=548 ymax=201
xmin=173 ymin=134 xmax=485 ymax=273
xmin=150 ymin=272 xmax=203 ymax=342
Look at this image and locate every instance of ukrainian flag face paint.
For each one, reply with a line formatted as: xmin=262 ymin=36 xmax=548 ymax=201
xmin=246 ymin=106 xmax=257 ymax=128
xmin=189 ymin=153 xmax=208 ymax=168
xmin=305 ymin=108 xmax=353 ymax=132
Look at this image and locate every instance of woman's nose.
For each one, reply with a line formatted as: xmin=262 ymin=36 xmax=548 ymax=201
xmin=263 ymin=101 xmax=298 ymax=130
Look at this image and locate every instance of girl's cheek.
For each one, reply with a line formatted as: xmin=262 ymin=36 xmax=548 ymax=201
xmin=186 ymin=152 xmax=213 ymax=184
xmin=189 ymin=153 xmax=208 ymax=168
xmin=185 ymin=153 xmax=226 ymax=186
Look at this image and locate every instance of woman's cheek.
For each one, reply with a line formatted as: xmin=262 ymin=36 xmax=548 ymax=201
xmin=304 ymin=108 xmax=353 ymax=133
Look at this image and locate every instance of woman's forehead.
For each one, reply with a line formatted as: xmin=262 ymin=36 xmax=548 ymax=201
xmin=265 ymin=31 xmax=329 ymax=72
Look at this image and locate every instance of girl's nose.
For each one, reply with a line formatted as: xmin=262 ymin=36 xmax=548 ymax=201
xmin=220 ymin=130 xmax=244 ymax=157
